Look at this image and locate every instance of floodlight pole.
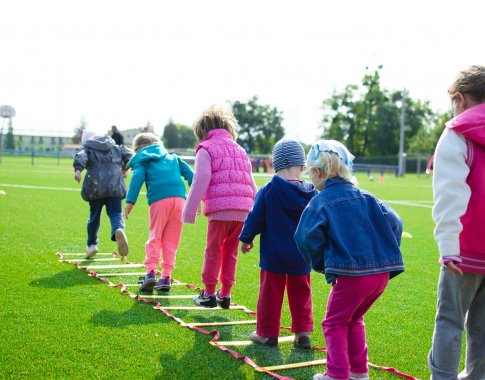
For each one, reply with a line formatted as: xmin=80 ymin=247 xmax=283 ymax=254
xmin=398 ymin=89 xmax=407 ymax=176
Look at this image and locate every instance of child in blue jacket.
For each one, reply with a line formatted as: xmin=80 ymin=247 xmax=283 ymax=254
xmin=295 ymin=140 xmax=404 ymax=380
xmin=239 ymin=138 xmax=317 ymax=348
xmin=124 ymin=133 xmax=193 ymax=293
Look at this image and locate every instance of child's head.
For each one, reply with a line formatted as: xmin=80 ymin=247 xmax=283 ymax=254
xmin=306 ymin=140 xmax=356 ymax=191
xmin=193 ymin=106 xmax=238 ymax=141
xmin=272 ymin=138 xmax=306 ymax=173
xmin=132 ymin=132 xmax=161 ymax=153
xmin=81 ymin=130 xmax=103 ymax=144
xmin=448 ymin=65 xmax=485 ymax=116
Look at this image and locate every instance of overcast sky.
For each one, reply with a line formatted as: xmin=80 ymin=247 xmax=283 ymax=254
xmin=0 ymin=0 xmax=484 ymax=143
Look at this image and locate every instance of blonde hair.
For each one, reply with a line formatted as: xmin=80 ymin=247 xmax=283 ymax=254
xmin=132 ymin=132 xmax=161 ymax=153
xmin=192 ymin=106 xmax=238 ymax=141
xmin=309 ymin=151 xmax=357 ymax=185
xmin=448 ymin=65 xmax=485 ymax=102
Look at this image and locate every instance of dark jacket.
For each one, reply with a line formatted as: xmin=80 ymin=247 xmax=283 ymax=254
xmin=239 ymin=175 xmax=317 ymax=275
xmin=295 ymin=176 xmax=404 ymax=284
xmin=73 ymin=136 xmax=133 ymax=201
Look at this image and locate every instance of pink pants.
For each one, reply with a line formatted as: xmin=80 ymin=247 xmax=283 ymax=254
xmin=144 ymin=197 xmax=185 ymax=276
xmin=202 ymin=220 xmax=243 ymax=296
xmin=256 ymin=269 xmax=314 ymax=338
xmin=323 ymin=273 xmax=389 ymax=379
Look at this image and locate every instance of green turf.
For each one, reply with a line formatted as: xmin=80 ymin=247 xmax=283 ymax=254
xmin=0 ymin=156 xmax=449 ymax=379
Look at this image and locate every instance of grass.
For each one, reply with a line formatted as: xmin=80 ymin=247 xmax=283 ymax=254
xmin=0 ymin=156 xmax=443 ymax=379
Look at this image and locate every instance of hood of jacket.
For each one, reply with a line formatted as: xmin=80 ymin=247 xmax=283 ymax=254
xmin=83 ymin=136 xmax=116 ymax=152
xmin=447 ymin=103 xmax=485 ymax=147
xmin=128 ymin=144 xmax=168 ymax=168
xmin=270 ymin=175 xmax=316 ymax=217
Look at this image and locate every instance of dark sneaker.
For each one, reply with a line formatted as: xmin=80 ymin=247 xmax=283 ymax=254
xmin=215 ymin=290 xmax=230 ymax=309
xmin=193 ymin=292 xmax=217 ymax=308
xmin=250 ymin=332 xmax=278 ymax=346
xmin=138 ymin=271 xmax=156 ymax=293
xmin=154 ymin=276 xmax=171 ymax=292
xmin=115 ymin=229 xmax=129 ymax=257
xmin=294 ymin=333 xmax=312 ymax=349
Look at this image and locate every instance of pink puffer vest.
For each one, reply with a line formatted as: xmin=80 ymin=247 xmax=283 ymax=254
xmin=196 ymin=129 xmax=254 ymax=215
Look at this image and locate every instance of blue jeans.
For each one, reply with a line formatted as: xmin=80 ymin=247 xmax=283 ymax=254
xmin=87 ymin=198 xmax=124 ymax=246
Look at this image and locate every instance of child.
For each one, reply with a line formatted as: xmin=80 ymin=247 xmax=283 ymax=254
xmin=239 ymin=138 xmax=317 ymax=348
xmin=73 ymin=129 xmax=133 ymax=259
xmin=294 ymin=140 xmax=404 ymax=380
xmin=124 ymin=133 xmax=194 ymax=293
xmin=428 ymin=65 xmax=485 ymax=380
xmin=182 ymin=106 xmax=257 ymax=308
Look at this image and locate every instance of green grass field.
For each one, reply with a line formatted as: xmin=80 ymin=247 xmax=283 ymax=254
xmin=0 ymin=157 xmax=443 ymax=379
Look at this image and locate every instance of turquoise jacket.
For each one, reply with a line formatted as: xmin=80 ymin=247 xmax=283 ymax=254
xmin=126 ymin=144 xmax=194 ymax=205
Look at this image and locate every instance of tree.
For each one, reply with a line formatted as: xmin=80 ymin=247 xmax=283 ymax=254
xmin=321 ymin=66 xmax=439 ymax=157
xmin=4 ymin=119 xmax=15 ymax=150
xmin=232 ymin=96 xmax=285 ymax=154
xmin=162 ymin=120 xmax=196 ymax=149
xmin=72 ymin=118 xmax=87 ymax=144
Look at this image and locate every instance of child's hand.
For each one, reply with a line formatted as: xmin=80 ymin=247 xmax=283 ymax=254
xmin=74 ymin=170 xmax=82 ymax=183
xmin=197 ymin=203 xmax=202 ymax=215
xmin=445 ymin=261 xmax=464 ymax=276
xmin=124 ymin=203 xmax=134 ymax=220
xmin=240 ymin=242 xmax=253 ymax=254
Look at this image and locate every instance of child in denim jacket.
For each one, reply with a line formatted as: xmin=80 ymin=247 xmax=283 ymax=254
xmin=295 ymin=140 xmax=404 ymax=380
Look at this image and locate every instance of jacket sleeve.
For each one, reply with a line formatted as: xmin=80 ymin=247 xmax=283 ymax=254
xmin=73 ymin=149 xmax=88 ymax=171
xmin=379 ymin=200 xmax=403 ymax=246
xmin=120 ymin=145 xmax=134 ymax=169
xmin=295 ymin=203 xmax=326 ymax=273
xmin=182 ymin=149 xmax=211 ymax=223
xmin=177 ymin=157 xmax=194 ymax=187
xmin=239 ymin=187 xmax=265 ymax=243
xmin=432 ymin=129 xmax=470 ymax=257
xmin=125 ymin=163 xmax=146 ymax=204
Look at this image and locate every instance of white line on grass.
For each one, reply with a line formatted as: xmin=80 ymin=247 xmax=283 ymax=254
xmin=1 ymin=183 xmax=433 ymax=208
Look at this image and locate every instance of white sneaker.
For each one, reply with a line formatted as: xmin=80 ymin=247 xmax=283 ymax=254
xmin=86 ymin=244 xmax=98 ymax=259
xmin=350 ymin=372 xmax=369 ymax=380
xmin=115 ymin=229 xmax=129 ymax=257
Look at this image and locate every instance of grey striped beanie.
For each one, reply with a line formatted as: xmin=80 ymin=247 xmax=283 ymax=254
xmin=272 ymin=138 xmax=306 ymax=173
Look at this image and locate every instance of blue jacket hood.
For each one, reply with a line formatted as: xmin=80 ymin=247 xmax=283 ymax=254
xmin=128 ymin=144 xmax=167 ymax=168
xmin=270 ymin=175 xmax=316 ymax=216
xmin=83 ymin=136 xmax=115 ymax=152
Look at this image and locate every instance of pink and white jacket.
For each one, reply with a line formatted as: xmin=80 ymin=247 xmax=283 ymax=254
xmin=433 ymin=103 xmax=485 ymax=274
xmin=182 ymin=129 xmax=256 ymax=223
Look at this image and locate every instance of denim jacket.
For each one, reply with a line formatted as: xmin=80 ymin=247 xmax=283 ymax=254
xmin=295 ymin=177 xmax=404 ymax=284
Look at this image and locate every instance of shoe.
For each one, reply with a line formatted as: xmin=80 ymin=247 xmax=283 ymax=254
xmin=350 ymin=372 xmax=369 ymax=380
xmin=250 ymin=332 xmax=278 ymax=346
xmin=115 ymin=229 xmax=129 ymax=257
xmin=193 ymin=292 xmax=217 ymax=308
xmin=86 ymin=244 xmax=98 ymax=259
xmin=154 ymin=276 xmax=171 ymax=292
xmin=215 ymin=290 xmax=230 ymax=309
xmin=138 ymin=271 xmax=156 ymax=293
xmin=313 ymin=374 xmax=337 ymax=380
xmin=294 ymin=332 xmax=312 ymax=349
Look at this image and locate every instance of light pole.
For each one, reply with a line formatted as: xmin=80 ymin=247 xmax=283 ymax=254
xmin=398 ymin=90 xmax=406 ymax=176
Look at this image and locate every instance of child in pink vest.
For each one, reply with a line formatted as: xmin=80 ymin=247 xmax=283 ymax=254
xmin=183 ymin=106 xmax=257 ymax=308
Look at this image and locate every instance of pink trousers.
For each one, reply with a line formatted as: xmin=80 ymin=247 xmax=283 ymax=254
xmin=256 ymin=269 xmax=314 ymax=338
xmin=323 ymin=273 xmax=389 ymax=379
xmin=202 ymin=220 xmax=243 ymax=296
xmin=144 ymin=197 xmax=185 ymax=276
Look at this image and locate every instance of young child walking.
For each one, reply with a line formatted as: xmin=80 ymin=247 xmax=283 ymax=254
xmin=183 ymin=106 xmax=257 ymax=308
xmin=428 ymin=65 xmax=485 ymax=380
xmin=73 ymin=129 xmax=133 ymax=259
xmin=294 ymin=140 xmax=404 ymax=380
xmin=124 ymin=133 xmax=194 ymax=293
xmin=239 ymin=138 xmax=317 ymax=348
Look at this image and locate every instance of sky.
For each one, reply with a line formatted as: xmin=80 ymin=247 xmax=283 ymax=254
xmin=0 ymin=0 xmax=484 ymax=144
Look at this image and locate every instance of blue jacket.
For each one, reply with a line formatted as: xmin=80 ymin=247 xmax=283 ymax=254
xmin=239 ymin=175 xmax=318 ymax=275
xmin=295 ymin=176 xmax=404 ymax=284
xmin=126 ymin=144 xmax=194 ymax=205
